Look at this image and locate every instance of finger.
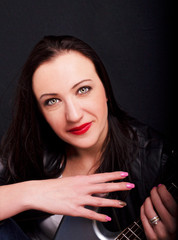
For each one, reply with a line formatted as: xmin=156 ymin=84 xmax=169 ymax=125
xmin=84 ymin=195 xmax=127 ymax=208
xmin=157 ymin=184 xmax=178 ymax=217
xmin=79 ymin=207 xmax=112 ymax=222
xmin=151 ymin=185 xmax=177 ymax=234
xmin=144 ymin=196 xmax=167 ymax=238
xmin=88 ymin=171 xmax=129 ymax=183
xmin=140 ymin=204 xmax=156 ymax=239
xmin=89 ymin=181 xmax=135 ymax=194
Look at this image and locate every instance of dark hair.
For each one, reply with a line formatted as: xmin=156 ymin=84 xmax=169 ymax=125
xmin=0 ymin=35 xmax=137 ymax=184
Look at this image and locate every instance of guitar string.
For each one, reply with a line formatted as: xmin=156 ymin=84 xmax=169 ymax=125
xmin=122 ymin=220 xmax=143 ymax=240
xmin=119 ymin=183 xmax=176 ymax=239
xmin=116 ymin=219 xmax=144 ymax=240
xmin=115 ymin=183 xmax=177 ymax=240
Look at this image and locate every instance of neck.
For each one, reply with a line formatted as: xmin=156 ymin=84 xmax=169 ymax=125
xmin=62 ymin=144 xmax=103 ymax=177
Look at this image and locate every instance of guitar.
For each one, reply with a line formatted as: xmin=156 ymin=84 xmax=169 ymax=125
xmin=54 ymin=168 xmax=178 ymax=239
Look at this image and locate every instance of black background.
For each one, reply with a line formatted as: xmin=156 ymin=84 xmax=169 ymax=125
xmin=0 ymin=0 xmax=176 ymax=142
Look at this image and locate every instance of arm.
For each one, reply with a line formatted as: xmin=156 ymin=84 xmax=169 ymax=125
xmin=0 ymin=181 xmax=33 ymax=221
xmin=0 ymin=171 xmax=134 ymax=222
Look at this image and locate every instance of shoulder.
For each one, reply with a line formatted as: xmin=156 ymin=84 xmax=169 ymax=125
xmin=128 ymin=118 xmax=176 ymax=193
xmin=130 ymin=118 xmax=163 ymax=145
xmin=129 ymin=118 xmax=174 ymax=159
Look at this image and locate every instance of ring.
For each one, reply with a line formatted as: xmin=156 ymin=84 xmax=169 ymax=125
xmin=149 ymin=215 xmax=160 ymax=225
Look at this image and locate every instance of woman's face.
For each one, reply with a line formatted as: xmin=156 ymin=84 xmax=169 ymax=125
xmin=32 ymin=51 xmax=108 ymax=151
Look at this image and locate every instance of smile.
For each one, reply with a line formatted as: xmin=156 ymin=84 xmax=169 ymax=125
xmin=68 ymin=122 xmax=92 ymax=135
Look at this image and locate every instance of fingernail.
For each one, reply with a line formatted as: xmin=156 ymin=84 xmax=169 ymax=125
xmin=106 ymin=216 xmax=112 ymax=221
xmin=119 ymin=200 xmax=127 ymax=207
xmin=120 ymin=172 xmax=128 ymax=177
xmin=126 ymin=183 xmax=135 ymax=189
xmin=158 ymin=184 xmax=162 ymax=187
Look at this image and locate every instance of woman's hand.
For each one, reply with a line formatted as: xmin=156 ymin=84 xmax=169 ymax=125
xmin=30 ymin=171 xmax=134 ymax=222
xmin=140 ymin=184 xmax=178 ymax=240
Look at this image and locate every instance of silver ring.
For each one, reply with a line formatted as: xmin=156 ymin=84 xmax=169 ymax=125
xmin=149 ymin=215 xmax=160 ymax=225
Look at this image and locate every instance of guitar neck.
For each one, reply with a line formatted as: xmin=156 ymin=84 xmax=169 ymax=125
xmin=54 ymin=180 xmax=178 ymax=240
xmin=115 ymin=182 xmax=178 ymax=240
xmin=115 ymin=219 xmax=146 ymax=240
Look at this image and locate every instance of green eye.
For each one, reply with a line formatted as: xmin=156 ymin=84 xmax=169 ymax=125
xmin=78 ymin=86 xmax=90 ymax=94
xmin=46 ymin=98 xmax=59 ymax=106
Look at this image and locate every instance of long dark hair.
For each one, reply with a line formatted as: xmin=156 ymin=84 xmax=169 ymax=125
xmin=0 ymin=35 xmax=137 ymax=184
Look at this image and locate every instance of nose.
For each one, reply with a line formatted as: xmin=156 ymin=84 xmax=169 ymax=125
xmin=65 ymin=98 xmax=83 ymax=122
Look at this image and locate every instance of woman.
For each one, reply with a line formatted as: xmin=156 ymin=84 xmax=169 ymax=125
xmin=0 ymin=35 xmax=177 ymax=240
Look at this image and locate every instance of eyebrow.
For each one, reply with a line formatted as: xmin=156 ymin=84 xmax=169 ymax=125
xmin=39 ymin=79 xmax=92 ymax=100
xmin=40 ymin=93 xmax=58 ymax=100
xmin=71 ymin=79 xmax=92 ymax=89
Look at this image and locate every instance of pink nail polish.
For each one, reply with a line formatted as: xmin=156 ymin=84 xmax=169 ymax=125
xmin=106 ymin=216 xmax=112 ymax=221
xmin=158 ymin=184 xmax=162 ymax=187
xmin=126 ymin=183 xmax=135 ymax=189
xmin=120 ymin=172 xmax=128 ymax=177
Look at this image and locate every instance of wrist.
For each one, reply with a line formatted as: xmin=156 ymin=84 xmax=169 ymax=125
xmin=21 ymin=180 xmax=40 ymax=211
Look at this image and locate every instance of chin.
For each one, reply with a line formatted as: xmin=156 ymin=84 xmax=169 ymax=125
xmin=72 ymin=137 xmax=101 ymax=150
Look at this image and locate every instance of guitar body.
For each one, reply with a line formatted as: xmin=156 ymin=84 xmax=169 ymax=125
xmin=54 ymin=215 xmax=98 ymax=240
xmin=54 ymin=158 xmax=178 ymax=240
xmin=54 ymin=215 xmax=119 ymax=240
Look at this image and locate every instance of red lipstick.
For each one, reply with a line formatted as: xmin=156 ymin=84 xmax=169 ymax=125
xmin=68 ymin=122 xmax=92 ymax=135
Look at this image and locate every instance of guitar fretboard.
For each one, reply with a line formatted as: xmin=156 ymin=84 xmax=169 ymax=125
xmin=114 ymin=182 xmax=178 ymax=240
xmin=115 ymin=219 xmax=146 ymax=240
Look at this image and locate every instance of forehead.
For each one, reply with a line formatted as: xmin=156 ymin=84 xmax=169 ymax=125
xmin=33 ymin=50 xmax=96 ymax=78
xmin=32 ymin=51 xmax=99 ymax=95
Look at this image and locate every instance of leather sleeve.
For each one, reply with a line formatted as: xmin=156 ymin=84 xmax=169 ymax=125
xmin=105 ymin=121 xmax=177 ymax=232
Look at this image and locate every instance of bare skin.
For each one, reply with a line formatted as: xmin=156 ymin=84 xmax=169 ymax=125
xmin=0 ymin=171 xmax=133 ymax=222
xmin=141 ymin=184 xmax=178 ymax=240
xmin=1 ymin=50 xmax=177 ymax=240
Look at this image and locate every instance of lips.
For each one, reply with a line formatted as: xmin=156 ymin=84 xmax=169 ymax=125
xmin=68 ymin=122 xmax=92 ymax=135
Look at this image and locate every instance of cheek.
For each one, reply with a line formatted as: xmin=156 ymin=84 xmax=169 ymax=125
xmin=99 ymin=99 xmax=108 ymax=119
xmin=42 ymin=111 xmax=64 ymax=134
xmin=92 ymin=91 xmax=108 ymax=119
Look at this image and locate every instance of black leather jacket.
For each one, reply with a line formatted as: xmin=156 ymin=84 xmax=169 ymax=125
xmin=0 ymin=120 xmax=177 ymax=237
xmin=107 ymin=120 xmax=177 ymax=232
